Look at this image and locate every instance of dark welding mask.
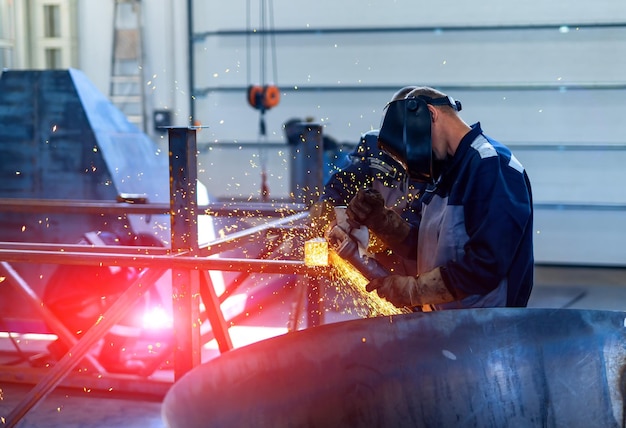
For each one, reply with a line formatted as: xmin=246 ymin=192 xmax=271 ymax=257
xmin=377 ymin=95 xmax=462 ymax=183
xmin=377 ymin=97 xmax=433 ymax=182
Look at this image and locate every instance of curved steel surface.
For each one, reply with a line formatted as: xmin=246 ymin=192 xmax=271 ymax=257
xmin=162 ymin=308 xmax=626 ymax=427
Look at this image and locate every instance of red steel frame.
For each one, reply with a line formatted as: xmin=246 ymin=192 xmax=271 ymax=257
xmin=0 ymin=127 xmax=328 ymax=427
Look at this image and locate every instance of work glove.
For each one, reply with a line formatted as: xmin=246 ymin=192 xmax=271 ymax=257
xmin=346 ymin=188 xmax=410 ymax=249
xmin=365 ymin=267 xmax=454 ymax=308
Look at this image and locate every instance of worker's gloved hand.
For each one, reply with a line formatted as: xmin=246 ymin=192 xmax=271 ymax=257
xmin=366 ymin=267 xmax=456 ymax=308
xmin=366 ymin=274 xmax=420 ymax=308
xmin=346 ymin=188 xmax=385 ymax=228
xmin=346 ymin=188 xmax=410 ymax=249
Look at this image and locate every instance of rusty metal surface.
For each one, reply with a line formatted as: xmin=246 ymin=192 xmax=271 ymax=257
xmin=162 ymin=308 xmax=626 ymax=428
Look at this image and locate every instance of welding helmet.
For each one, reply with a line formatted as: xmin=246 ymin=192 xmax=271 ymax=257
xmin=377 ymin=97 xmax=433 ymax=182
xmin=377 ymin=95 xmax=462 ymax=183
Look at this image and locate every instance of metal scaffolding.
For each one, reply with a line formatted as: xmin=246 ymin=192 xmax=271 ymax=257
xmin=0 ymin=127 xmax=326 ymax=427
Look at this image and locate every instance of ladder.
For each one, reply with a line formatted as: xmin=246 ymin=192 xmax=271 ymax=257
xmin=109 ymin=0 xmax=145 ymax=131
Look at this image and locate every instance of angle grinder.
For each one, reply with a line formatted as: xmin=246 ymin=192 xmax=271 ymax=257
xmin=325 ymin=206 xmax=391 ymax=281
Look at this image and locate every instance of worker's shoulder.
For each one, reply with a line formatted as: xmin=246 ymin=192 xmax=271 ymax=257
xmin=467 ymin=135 xmax=526 ymax=176
xmin=353 ymin=130 xmax=379 ymax=155
xmin=354 ymin=129 xmax=400 ymax=160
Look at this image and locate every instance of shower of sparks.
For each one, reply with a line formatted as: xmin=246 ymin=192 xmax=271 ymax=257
xmin=204 ymin=204 xmax=402 ymax=317
xmin=326 ymin=250 xmax=407 ymax=317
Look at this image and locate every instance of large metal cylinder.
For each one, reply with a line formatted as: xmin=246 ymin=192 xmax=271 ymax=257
xmin=162 ymin=308 xmax=626 ymax=427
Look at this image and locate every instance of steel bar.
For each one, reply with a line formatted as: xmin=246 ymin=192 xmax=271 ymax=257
xmin=196 ymin=206 xmax=298 ymax=351
xmin=4 ymin=267 xmax=167 ymax=428
xmin=199 ymin=201 xmax=306 ymax=217
xmin=194 ymin=21 xmax=626 ymax=40
xmin=0 ymin=365 xmax=171 ymax=398
xmin=0 ymin=249 xmax=327 ymax=275
xmin=0 ymin=198 xmax=167 ymax=216
xmin=0 ymin=213 xmax=307 ymax=257
xmin=199 ymin=274 xmax=299 ymax=346
xmin=0 ymin=241 xmax=170 ymax=255
xmin=195 ymin=82 xmax=626 ymax=98
xmin=287 ymin=276 xmax=308 ymax=332
xmin=306 ymin=274 xmax=325 ymax=328
xmin=199 ymin=271 xmax=233 ymax=353
xmin=170 ymin=267 xmax=201 ymax=380
xmin=198 ymin=211 xmax=308 ymax=255
xmin=0 ymin=262 xmax=106 ymax=373
xmin=0 ymin=198 xmax=306 ymax=217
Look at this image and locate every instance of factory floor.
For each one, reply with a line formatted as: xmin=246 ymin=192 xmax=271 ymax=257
xmin=2 ymin=264 xmax=626 ymax=427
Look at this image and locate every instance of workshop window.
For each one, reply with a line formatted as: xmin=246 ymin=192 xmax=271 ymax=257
xmin=43 ymin=4 xmax=61 ymax=38
xmin=30 ymin=0 xmax=77 ymax=69
xmin=45 ymin=47 xmax=62 ymax=69
xmin=0 ymin=0 xmax=14 ymax=68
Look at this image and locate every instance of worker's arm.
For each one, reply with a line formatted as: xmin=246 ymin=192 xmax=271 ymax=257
xmin=366 ymin=267 xmax=464 ymax=308
xmin=346 ymin=188 xmax=417 ymax=255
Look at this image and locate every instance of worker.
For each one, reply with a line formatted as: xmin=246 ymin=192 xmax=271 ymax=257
xmin=308 ymin=86 xmax=425 ymax=275
xmin=346 ymin=86 xmax=534 ymax=310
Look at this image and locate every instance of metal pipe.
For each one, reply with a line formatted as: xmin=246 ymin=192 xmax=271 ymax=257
xmin=0 ymin=210 xmax=308 ymax=257
xmin=193 ymin=21 xmax=626 ymax=39
xmin=0 ymin=241 xmax=170 ymax=255
xmin=0 ymin=248 xmax=325 ymax=275
xmin=199 ymin=211 xmax=308 ymax=255
xmin=194 ymin=82 xmax=626 ymax=97
xmin=0 ymin=198 xmax=307 ymax=217
xmin=187 ymin=0 xmax=195 ymax=125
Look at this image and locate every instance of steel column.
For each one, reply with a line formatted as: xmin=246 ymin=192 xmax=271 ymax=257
xmin=289 ymin=122 xmax=324 ymax=208
xmin=168 ymin=127 xmax=203 ymax=379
